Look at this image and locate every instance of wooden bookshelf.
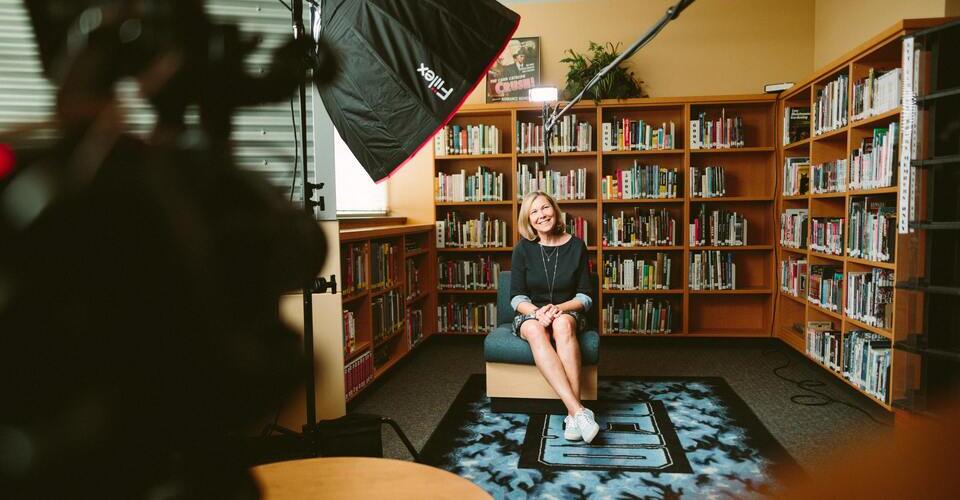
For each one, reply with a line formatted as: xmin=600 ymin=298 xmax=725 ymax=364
xmin=773 ymin=19 xmax=947 ymax=410
xmin=339 ymin=224 xmax=435 ymax=402
xmin=434 ymin=95 xmax=777 ymax=338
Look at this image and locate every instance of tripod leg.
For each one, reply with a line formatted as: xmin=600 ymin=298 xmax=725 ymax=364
xmin=380 ymin=417 xmax=421 ymax=462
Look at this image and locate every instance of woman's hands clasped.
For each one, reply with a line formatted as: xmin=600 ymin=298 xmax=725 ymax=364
xmin=535 ymin=304 xmax=563 ymax=327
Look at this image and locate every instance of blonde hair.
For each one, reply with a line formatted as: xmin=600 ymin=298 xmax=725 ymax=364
xmin=517 ymin=191 xmax=564 ymax=241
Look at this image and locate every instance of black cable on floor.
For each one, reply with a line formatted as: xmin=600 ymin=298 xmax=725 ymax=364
xmin=762 ymin=348 xmax=892 ymax=427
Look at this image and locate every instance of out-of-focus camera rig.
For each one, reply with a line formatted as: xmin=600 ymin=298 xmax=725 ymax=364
xmin=0 ymin=0 xmax=336 ymax=496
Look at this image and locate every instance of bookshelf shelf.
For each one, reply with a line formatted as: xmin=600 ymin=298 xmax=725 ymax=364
xmin=345 ymin=341 xmax=372 ymax=363
xmin=846 ymin=256 xmax=896 ymax=270
xmin=370 ymin=283 xmax=402 ymax=299
xmin=780 ymin=246 xmax=807 ymax=255
xmin=342 ymin=291 xmax=367 ymax=304
xmin=518 ymin=151 xmax=596 ymax=158
xmin=687 ymin=328 xmax=769 ymax=337
xmin=437 ymin=247 xmax=513 ymax=252
xmin=807 ymin=301 xmax=843 ymax=321
xmin=810 ymin=191 xmax=847 ymax=199
xmin=601 ymin=149 xmax=684 ymax=156
xmin=435 ymin=201 xmax=513 ymax=206
xmin=436 ymin=154 xmax=512 ymax=160
xmin=844 ymin=316 xmax=894 ymax=340
xmin=850 ymin=107 xmax=901 ymax=128
xmin=784 ymin=138 xmax=810 ymax=150
xmin=846 ymin=186 xmax=899 ymax=196
xmin=689 ymin=146 xmax=776 ymax=154
xmin=812 ymin=127 xmax=848 ymax=142
xmin=602 ymin=245 xmax=684 ymax=251
xmin=438 ymin=331 xmax=489 ymax=336
xmin=437 ymin=288 xmax=498 ymax=294
xmin=692 ymin=245 xmax=774 ymax=251
xmin=405 ymin=248 xmax=428 ymax=258
xmin=781 ymin=292 xmax=807 ymax=306
xmin=405 ymin=290 xmax=429 ymax=305
xmin=808 ymin=250 xmax=845 ymax=263
xmin=557 ymin=199 xmax=599 ymax=205
xmin=373 ymin=328 xmax=403 ymax=349
xmin=602 ymin=289 xmax=684 ymax=295
xmin=689 ymin=196 xmax=775 ymax=202
xmin=781 ymin=194 xmax=809 ymax=201
xmin=601 ymin=198 xmax=684 ymax=204
xmin=440 ymin=96 xmax=776 ymax=340
xmin=688 ymin=288 xmax=773 ymax=295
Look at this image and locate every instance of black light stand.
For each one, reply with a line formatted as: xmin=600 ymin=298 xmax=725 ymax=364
xmin=541 ymin=0 xmax=695 ymax=166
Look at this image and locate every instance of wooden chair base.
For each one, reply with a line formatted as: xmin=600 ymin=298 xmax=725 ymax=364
xmin=485 ymin=362 xmax=597 ymax=413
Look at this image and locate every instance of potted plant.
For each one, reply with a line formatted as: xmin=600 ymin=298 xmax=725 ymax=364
xmin=560 ymin=42 xmax=646 ymax=101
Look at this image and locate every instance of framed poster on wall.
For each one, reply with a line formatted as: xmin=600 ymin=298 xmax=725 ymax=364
xmin=487 ymin=37 xmax=540 ymax=103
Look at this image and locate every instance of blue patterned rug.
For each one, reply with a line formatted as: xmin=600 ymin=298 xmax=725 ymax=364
xmin=420 ymin=375 xmax=801 ymax=499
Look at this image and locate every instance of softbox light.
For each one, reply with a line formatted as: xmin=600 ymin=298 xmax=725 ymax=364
xmin=317 ymin=0 xmax=519 ymax=182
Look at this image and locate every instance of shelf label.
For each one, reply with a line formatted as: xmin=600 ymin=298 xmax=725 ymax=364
xmin=899 ymin=36 xmax=916 ymax=234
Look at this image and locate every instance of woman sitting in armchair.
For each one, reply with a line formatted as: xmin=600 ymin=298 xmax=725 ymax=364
xmin=510 ymin=191 xmax=599 ymax=443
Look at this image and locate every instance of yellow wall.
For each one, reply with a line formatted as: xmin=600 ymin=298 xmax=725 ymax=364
xmin=813 ymin=0 xmax=946 ymax=68
xmin=468 ymin=0 xmax=815 ymax=103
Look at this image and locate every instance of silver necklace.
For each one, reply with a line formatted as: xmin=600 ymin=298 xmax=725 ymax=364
xmin=539 ymin=242 xmax=560 ymax=303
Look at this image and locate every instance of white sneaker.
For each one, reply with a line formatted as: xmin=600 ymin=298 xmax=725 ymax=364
xmin=563 ymin=415 xmax=581 ymax=441
xmin=574 ymin=407 xmax=599 ymax=444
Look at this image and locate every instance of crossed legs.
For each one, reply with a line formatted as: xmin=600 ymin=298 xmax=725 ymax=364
xmin=519 ymin=314 xmax=584 ymax=417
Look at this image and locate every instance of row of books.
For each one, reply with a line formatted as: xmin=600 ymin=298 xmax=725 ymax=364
xmin=344 ymin=350 xmax=374 ymax=400
xmin=601 ymin=208 xmax=677 ymax=247
xmin=849 ymin=123 xmax=898 ymax=190
xmin=405 ymin=259 xmax=422 ymax=300
xmin=690 ymin=166 xmax=726 ymax=198
xmin=343 ymin=309 xmax=357 ymax=356
xmin=602 ymin=119 xmax=677 ymax=151
xmin=845 ymin=269 xmax=894 ymax=330
xmin=843 ymin=330 xmax=891 ymax=402
xmin=851 ymin=68 xmax=901 ymax=122
xmin=780 ymin=256 xmax=807 ymax=297
xmin=783 ymin=157 xmax=810 ymax=196
xmin=688 ymin=250 xmax=736 ymax=290
xmin=434 ymin=124 xmax=502 ymax=156
xmin=406 ymin=307 xmax=424 ymax=348
xmin=780 ymin=209 xmax=808 ymax=249
xmin=847 ymin=197 xmax=896 ymax=262
xmin=690 ymin=110 xmax=744 ymax=149
xmin=810 ymin=217 xmax=844 ymax=255
xmin=342 ymin=243 xmax=367 ymax=296
xmin=811 ymin=159 xmax=848 ymax=194
xmin=437 ymin=256 xmax=501 ymax=290
xmin=601 ymin=253 xmax=673 ymax=290
xmin=808 ymin=265 xmax=842 ymax=312
xmin=434 ymin=166 xmax=505 ymax=202
xmin=783 ymin=106 xmax=811 ymax=145
xmin=437 ymin=301 xmax=497 ymax=334
xmin=517 ymin=162 xmax=588 ymax=200
xmin=517 ymin=116 xmax=594 ymax=154
xmin=563 ymin=215 xmax=590 ymax=245
xmin=435 ymin=212 xmax=509 ymax=248
xmin=806 ymin=321 xmax=841 ymax=372
xmin=689 ymin=206 xmax=748 ymax=246
xmin=814 ymin=73 xmax=849 ymax=135
xmin=601 ymin=298 xmax=674 ymax=334
xmin=372 ymin=290 xmax=404 ymax=345
xmin=600 ymin=163 xmax=679 ymax=200
xmin=370 ymin=242 xmax=399 ymax=291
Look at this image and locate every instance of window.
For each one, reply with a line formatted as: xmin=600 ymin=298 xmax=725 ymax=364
xmin=334 ymin=128 xmax=388 ymax=216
